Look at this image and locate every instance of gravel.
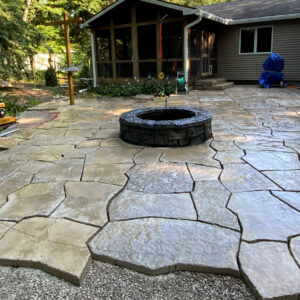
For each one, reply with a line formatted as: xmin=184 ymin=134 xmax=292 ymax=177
xmin=0 ymin=261 xmax=255 ymax=300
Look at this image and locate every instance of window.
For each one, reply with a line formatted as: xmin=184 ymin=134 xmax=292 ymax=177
xmin=240 ymin=26 xmax=272 ymax=54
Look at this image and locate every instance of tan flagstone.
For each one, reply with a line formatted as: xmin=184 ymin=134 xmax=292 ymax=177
xmin=243 ymin=150 xmax=300 ymax=171
xmin=161 ymin=143 xmax=219 ymax=167
xmin=22 ymin=134 xmax=85 ymax=146
xmin=13 ymin=145 xmax=74 ymax=162
xmin=263 ymin=170 xmax=300 ymax=191
xmin=126 ymin=163 xmax=193 ymax=193
xmin=109 ymin=190 xmax=196 ymax=221
xmin=221 ymin=164 xmax=279 ymax=192
xmin=239 ymin=242 xmax=300 ymax=299
xmin=33 ymin=159 xmax=84 ymax=183
xmin=82 ymin=163 xmax=132 ymax=186
xmin=52 ymin=181 xmax=121 ymax=226
xmin=133 ymin=148 xmax=163 ymax=164
xmin=0 ymin=138 xmax=19 ymax=150
xmin=187 ymin=164 xmax=221 ymax=182
xmin=76 ymin=139 xmax=102 ymax=148
xmin=65 ymin=129 xmax=97 ymax=138
xmin=34 ymin=128 xmax=67 ymax=137
xmin=0 ymin=182 xmax=65 ymax=221
xmin=229 ymin=191 xmax=300 ymax=241
xmin=0 ymin=222 xmax=13 ymax=239
xmin=0 ymin=174 xmax=32 ymax=208
xmin=0 ymin=217 xmax=97 ymax=285
xmin=92 ymin=129 xmax=119 ymax=139
xmin=272 ymin=191 xmax=300 ymax=211
xmin=101 ymin=138 xmax=141 ymax=148
xmin=69 ymin=121 xmax=102 ymax=129
xmin=192 ymin=181 xmax=239 ymax=231
xmin=89 ymin=218 xmax=240 ymax=276
xmin=86 ymin=147 xmax=140 ymax=164
xmin=214 ymin=150 xmax=245 ymax=164
xmin=0 ymin=160 xmax=24 ymax=181
xmin=62 ymin=147 xmax=99 ymax=159
xmin=10 ymin=128 xmax=43 ymax=140
xmin=14 ymin=160 xmax=54 ymax=175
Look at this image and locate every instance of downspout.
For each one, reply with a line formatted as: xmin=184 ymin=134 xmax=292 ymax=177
xmin=87 ymin=31 xmax=97 ymax=88
xmin=184 ymin=14 xmax=202 ymax=92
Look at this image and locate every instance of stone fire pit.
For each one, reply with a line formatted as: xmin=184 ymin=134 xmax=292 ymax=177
xmin=119 ymin=106 xmax=212 ymax=147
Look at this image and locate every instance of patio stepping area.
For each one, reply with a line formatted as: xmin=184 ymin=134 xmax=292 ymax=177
xmin=0 ymin=86 xmax=299 ymax=299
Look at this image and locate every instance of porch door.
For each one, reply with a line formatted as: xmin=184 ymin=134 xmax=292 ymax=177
xmin=201 ymin=30 xmax=210 ymax=77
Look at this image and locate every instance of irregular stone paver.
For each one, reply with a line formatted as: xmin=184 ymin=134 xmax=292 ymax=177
xmin=229 ymin=191 xmax=300 ymax=241
xmin=76 ymin=139 xmax=102 ymax=148
xmin=0 ymin=222 xmax=14 ymax=239
xmin=161 ymin=143 xmax=219 ymax=167
xmin=263 ymin=170 xmax=300 ymax=191
xmin=33 ymin=159 xmax=84 ymax=183
xmin=23 ymin=134 xmax=84 ymax=146
xmin=70 ymin=121 xmax=101 ymax=129
xmin=0 ymin=217 xmax=97 ymax=285
xmin=52 ymin=181 xmax=121 ymax=226
xmin=290 ymin=236 xmax=300 ymax=266
xmin=92 ymin=129 xmax=119 ymax=139
xmin=86 ymin=147 xmax=140 ymax=164
xmin=215 ymin=150 xmax=245 ymax=164
xmin=126 ymin=163 xmax=193 ymax=193
xmin=239 ymin=241 xmax=300 ymax=299
xmin=0 ymin=174 xmax=32 ymax=208
xmin=188 ymin=164 xmax=221 ymax=182
xmin=272 ymin=191 xmax=300 ymax=211
xmin=11 ymin=128 xmax=42 ymax=140
xmin=65 ymin=129 xmax=97 ymax=138
xmin=101 ymin=138 xmax=141 ymax=148
xmin=0 ymin=138 xmax=19 ymax=150
xmin=82 ymin=163 xmax=132 ymax=186
xmin=235 ymin=139 xmax=294 ymax=152
xmin=15 ymin=160 xmax=53 ymax=175
xmin=89 ymin=218 xmax=240 ymax=276
xmin=243 ymin=150 xmax=300 ymax=171
xmin=210 ymin=140 xmax=240 ymax=151
xmin=193 ymin=181 xmax=240 ymax=231
xmin=0 ymin=160 xmax=24 ymax=181
xmin=13 ymin=145 xmax=74 ymax=162
xmin=0 ymin=182 xmax=65 ymax=221
xmin=285 ymin=140 xmax=300 ymax=153
xmin=62 ymin=147 xmax=99 ymax=159
xmin=133 ymin=147 xmax=163 ymax=164
xmin=221 ymin=164 xmax=279 ymax=192
xmin=109 ymin=190 xmax=196 ymax=221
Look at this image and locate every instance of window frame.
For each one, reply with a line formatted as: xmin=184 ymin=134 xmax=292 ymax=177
xmin=239 ymin=25 xmax=273 ymax=55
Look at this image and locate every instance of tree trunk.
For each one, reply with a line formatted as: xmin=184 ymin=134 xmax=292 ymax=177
xmin=23 ymin=0 xmax=33 ymax=22
xmin=49 ymin=52 xmax=54 ymax=68
xmin=30 ymin=55 xmax=35 ymax=71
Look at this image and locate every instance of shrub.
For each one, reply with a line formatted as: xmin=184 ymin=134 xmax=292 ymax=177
xmin=80 ymin=65 xmax=91 ymax=78
xmin=45 ymin=67 xmax=58 ymax=86
xmin=91 ymin=80 xmax=176 ymax=97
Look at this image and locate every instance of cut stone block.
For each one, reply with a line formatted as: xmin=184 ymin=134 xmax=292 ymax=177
xmin=290 ymin=236 xmax=300 ymax=266
xmin=229 ymin=191 xmax=300 ymax=241
xmin=188 ymin=164 xmax=221 ymax=182
xmin=86 ymin=147 xmax=140 ymax=164
xmin=82 ymin=163 xmax=132 ymax=186
xmin=0 ymin=182 xmax=65 ymax=221
xmin=89 ymin=218 xmax=240 ymax=276
xmin=263 ymin=170 xmax=300 ymax=191
xmin=126 ymin=163 xmax=193 ymax=193
xmin=239 ymin=241 xmax=300 ymax=299
xmin=161 ymin=143 xmax=219 ymax=167
xmin=0 ymin=217 xmax=97 ymax=285
xmin=272 ymin=191 xmax=300 ymax=211
xmin=243 ymin=150 xmax=300 ymax=171
xmin=221 ymin=164 xmax=279 ymax=192
xmin=193 ymin=182 xmax=240 ymax=231
xmin=109 ymin=190 xmax=196 ymax=221
xmin=33 ymin=159 xmax=84 ymax=183
xmin=52 ymin=181 xmax=121 ymax=226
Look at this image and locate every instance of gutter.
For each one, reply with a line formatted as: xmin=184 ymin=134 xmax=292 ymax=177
xmin=184 ymin=15 xmax=202 ymax=92
xmin=87 ymin=31 xmax=97 ymax=88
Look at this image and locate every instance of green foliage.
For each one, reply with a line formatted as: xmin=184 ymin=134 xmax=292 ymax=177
xmin=80 ymin=65 xmax=91 ymax=78
xmin=91 ymin=80 xmax=176 ymax=97
xmin=45 ymin=67 xmax=58 ymax=86
xmin=1 ymin=98 xmax=40 ymax=117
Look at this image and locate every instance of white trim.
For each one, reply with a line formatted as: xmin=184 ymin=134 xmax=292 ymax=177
xmin=239 ymin=26 xmax=273 ymax=55
xmin=81 ymin=0 xmax=197 ymax=28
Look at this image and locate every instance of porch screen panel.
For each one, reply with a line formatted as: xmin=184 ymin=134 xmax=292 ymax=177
xmin=139 ymin=62 xmax=157 ymax=77
xmin=138 ymin=25 xmax=156 ymax=59
xmin=116 ymin=63 xmax=133 ymax=77
xmin=98 ymin=63 xmax=112 ymax=78
xmin=162 ymin=22 xmax=183 ymax=59
xmin=96 ymin=30 xmax=111 ymax=61
xmin=115 ymin=27 xmax=132 ymax=60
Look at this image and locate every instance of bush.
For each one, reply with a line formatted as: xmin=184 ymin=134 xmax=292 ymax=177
xmin=45 ymin=67 xmax=58 ymax=86
xmin=91 ymin=80 xmax=176 ymax=97
xmin=80 ymin=65 xmax=91 ymax=78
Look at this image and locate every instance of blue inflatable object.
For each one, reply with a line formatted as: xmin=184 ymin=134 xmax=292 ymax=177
xmin=258 ymin=52 xmax=287 ymax=88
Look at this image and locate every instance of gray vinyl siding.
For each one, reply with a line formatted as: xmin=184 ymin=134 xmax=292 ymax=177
xmin=217 ymin=19 xmax=300 ymax=81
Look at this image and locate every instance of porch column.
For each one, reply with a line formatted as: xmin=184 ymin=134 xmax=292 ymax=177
xmin=110 ymin=16 xmax=117 ymax=79
xmin=131 ymin=3 xmax=139 ymax=79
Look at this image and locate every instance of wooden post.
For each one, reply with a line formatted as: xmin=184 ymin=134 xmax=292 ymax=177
xmin=45 ymin=12 xmax=82 ymax=105
xmin=63 ymin=11 xmax=74 ymax=105
xmin=110 ymin=17 xmax=117 ymax=79
xmin=131 ymin=3 xmax=139 ymax=79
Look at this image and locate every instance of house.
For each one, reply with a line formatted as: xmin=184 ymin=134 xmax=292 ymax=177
xmin=81 ymin=0 xmax=300 ymax=88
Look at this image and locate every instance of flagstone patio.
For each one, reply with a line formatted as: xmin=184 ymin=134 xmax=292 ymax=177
xmin=0 ymin=86 xmax=299 ymax=299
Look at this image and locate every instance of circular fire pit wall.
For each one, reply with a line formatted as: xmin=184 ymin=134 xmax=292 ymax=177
xmin=119 ymin=106 xmax=212 ymax=147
